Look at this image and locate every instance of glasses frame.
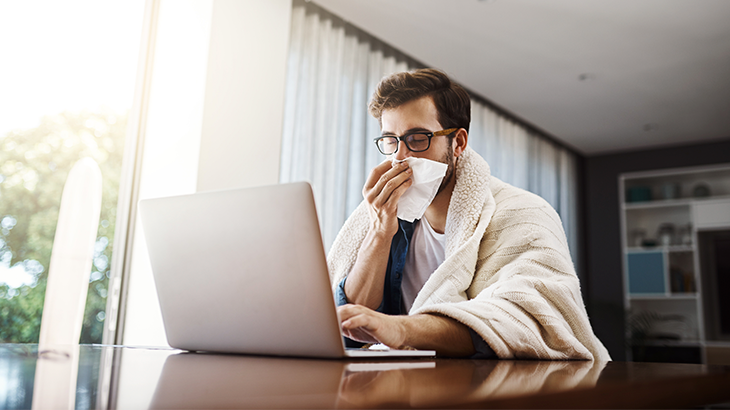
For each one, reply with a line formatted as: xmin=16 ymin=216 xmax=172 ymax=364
xmin=373 ymin=128 xmax=458 ymax=155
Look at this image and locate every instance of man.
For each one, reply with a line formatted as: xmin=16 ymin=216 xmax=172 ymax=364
xmin=328 ymin=68 xmax=610 ymax=360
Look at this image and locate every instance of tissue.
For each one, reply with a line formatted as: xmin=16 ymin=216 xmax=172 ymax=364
xmin=395 ymin=157 xmax=447 ymax=222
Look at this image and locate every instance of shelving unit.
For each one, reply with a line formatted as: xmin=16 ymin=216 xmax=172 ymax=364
xmin=620 ymin=164 xmax=730 ymax=364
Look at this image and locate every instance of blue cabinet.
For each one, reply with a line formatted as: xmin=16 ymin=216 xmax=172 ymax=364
xmin=627 ymin=251 xmax=665 ymax=294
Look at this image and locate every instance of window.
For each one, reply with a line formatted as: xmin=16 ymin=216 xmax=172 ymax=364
xmin=0 ymin=0 xmax=146 ymax=343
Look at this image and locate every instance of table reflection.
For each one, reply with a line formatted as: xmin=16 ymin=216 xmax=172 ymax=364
xmin=148 ymin=352 xmax=605 ymax=409
xmin=3 ymin=344 xmax=729 ymax=409
xmin=150 ymin=353 xmax=345 ymax=408
xmin=337 ymin=359 xmax=604 ymax=408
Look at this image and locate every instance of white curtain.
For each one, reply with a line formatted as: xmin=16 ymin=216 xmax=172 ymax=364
xmin=280 ymin=0 xmax=581 ymax=267
xmin=470 ymin=107 xmax=580 ymax=264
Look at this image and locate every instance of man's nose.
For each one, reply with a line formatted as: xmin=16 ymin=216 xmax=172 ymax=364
xmin=393 ymin=140 xmax=411 ymax=161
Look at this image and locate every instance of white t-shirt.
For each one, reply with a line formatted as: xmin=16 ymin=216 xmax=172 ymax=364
xmin=402 ymin=216 xmax=446 ymax=312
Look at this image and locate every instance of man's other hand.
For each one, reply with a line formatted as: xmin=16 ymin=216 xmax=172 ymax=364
xmin=338 ymin=304 xmax=408 ymax=349
xmin=338 ymin=303 xmax=478 ymax=357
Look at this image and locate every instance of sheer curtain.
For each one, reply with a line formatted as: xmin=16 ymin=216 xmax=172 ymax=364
xmin=469 ymin=106 xmax=580 ymax=265
xmin=280 ymin=0 xmax=581 ymax=267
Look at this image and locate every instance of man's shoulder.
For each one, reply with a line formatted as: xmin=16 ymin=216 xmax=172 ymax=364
xmin=489 ymin=176 xmax=553 ymax=211
xmin=484 ymin=177 xmax=568 ymax=248
xmin=487 ymin=176 xmax=566 ymax=233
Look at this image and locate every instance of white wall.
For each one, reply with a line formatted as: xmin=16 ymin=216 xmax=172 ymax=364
xmin=197 ymin=0 xmax=292 ymax=191
xmin=122 ymin=0 xmax=292 ymax=347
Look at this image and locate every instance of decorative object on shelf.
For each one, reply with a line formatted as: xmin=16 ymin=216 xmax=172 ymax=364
xmin=661 ymin=182 xmax=681 ymax=200
xmin=692 ymin=183 xmax=711 ymax=198
xmin=641 ymin=238 xmax=658 ymax=248
xmin=670 ymin=267 xmax=695 ymax=293
xmin=670 ymin=267 xmax=684 ymax=293
xmin=630 ymin=229 xmax=647 ymax=247
xmin=627 ymin=186 xmax=652 ymax=202
xmin=677 ymin=223 xmax=693 ymax=245
xmin=657 ymin=223 xmax=676 ymax=246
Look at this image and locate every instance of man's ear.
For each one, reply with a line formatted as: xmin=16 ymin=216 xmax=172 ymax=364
xmin=453 ymin=128 xmax=468 ymax=158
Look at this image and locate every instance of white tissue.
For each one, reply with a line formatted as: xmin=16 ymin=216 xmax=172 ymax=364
xmin=395 ymin=157 xmax=447 ymax=222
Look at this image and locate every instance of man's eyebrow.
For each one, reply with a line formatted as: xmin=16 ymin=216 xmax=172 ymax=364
xmin=380 ymin=127 xmax=431 ymax=136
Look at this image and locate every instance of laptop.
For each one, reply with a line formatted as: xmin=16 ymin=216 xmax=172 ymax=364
xmin=139 ymin=182 xmax=435 ymax=359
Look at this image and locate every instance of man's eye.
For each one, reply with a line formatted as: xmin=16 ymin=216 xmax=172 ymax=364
xmin=409 ymin=134 xmax=429 ymax=143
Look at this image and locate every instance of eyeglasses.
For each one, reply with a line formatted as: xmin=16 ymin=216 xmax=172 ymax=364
xmin=373 ymin=128 xmax=458 ymax=155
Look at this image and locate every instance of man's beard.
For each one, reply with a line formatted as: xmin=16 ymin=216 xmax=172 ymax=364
xmin=436 ymin=143 xmax=455 ymax=195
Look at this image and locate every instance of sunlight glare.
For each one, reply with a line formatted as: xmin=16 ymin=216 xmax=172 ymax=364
xmin=0 ymin=0 xmax=146 ymax=134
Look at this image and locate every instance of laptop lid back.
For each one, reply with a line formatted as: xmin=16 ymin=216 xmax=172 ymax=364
xmin=139 ymin=182 xmax=345 ymax=358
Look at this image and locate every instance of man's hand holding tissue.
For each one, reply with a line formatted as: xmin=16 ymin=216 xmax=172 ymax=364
xmin=343 ymin=160 xmax=412 ymax=309
xmin=363 ymin=159 xmax=413 ymax=237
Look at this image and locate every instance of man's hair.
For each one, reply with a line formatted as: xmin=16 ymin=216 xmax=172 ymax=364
xmin=368 ymin=68 xmax=471 ymax=133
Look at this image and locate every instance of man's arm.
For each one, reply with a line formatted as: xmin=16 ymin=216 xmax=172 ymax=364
xmin=338 ymin=304 xmax=475 ymax=357
xmin=341 ymin=230 xmax=391 ymax=309
xmin=342 ymin=160 xmax=412 ymax=309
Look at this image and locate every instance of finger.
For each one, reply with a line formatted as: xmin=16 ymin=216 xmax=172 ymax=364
xmin=368 ymin=161 xmax=409 ymax=199
xmin=363 ymin=160 xmax=394 ymax=192
xmin=366 ymin=161 xmax=409 ymax=201
xmin=342 ymin=329 xmax=379 ymax=343
xmin=381 ymin=176 xmax=413 ymax=209
xmin=337 ymin=304 xmax=360 ymax=322
xmin=341 ymin=328 xmax=378 ymax=344
xmin=341 ymin=312 xmax=376 ymax=331
xmin=337 ymin=304 xmax=374 ymax=325
xmin=371 ymin=167 xmax=413 ymax=209
xmin=338 ymin=305 xmax=380 ymax=329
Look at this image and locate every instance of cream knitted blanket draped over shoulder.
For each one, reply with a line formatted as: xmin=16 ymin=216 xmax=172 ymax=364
xmin=328 ymin=147 xmax=611 ymax=361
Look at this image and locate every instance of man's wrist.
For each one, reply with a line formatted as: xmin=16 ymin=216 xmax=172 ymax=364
xmin=364 ymin=225 xmax=395 ymax=248
xmin=397 ymin=314 xmax=476 ymax=356
xmin=391 ymin=315 xmax=411 ymax=350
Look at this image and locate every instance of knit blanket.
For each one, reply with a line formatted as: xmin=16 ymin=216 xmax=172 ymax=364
xmin=328 ymin=147 xmax=611 ymax=361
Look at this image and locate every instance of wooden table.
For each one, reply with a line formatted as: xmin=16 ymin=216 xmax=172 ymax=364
xmin=2 ymin=344 xmax=729 ymax=408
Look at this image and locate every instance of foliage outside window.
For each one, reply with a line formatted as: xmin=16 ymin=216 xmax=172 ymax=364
xmin=0 ymin=111 xmax=125 ymax=343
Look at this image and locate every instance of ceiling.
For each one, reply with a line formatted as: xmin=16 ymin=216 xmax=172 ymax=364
xmin=312 ymin=0 xmax=730 ymax=156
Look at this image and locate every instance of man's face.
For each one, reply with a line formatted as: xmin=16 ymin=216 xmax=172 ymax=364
xmin=380 ymin=96 xmax=456 ymax=193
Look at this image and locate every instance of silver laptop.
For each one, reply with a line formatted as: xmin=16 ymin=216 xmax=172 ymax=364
xmin=139 ymin=182 xmax=435 ymax=359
